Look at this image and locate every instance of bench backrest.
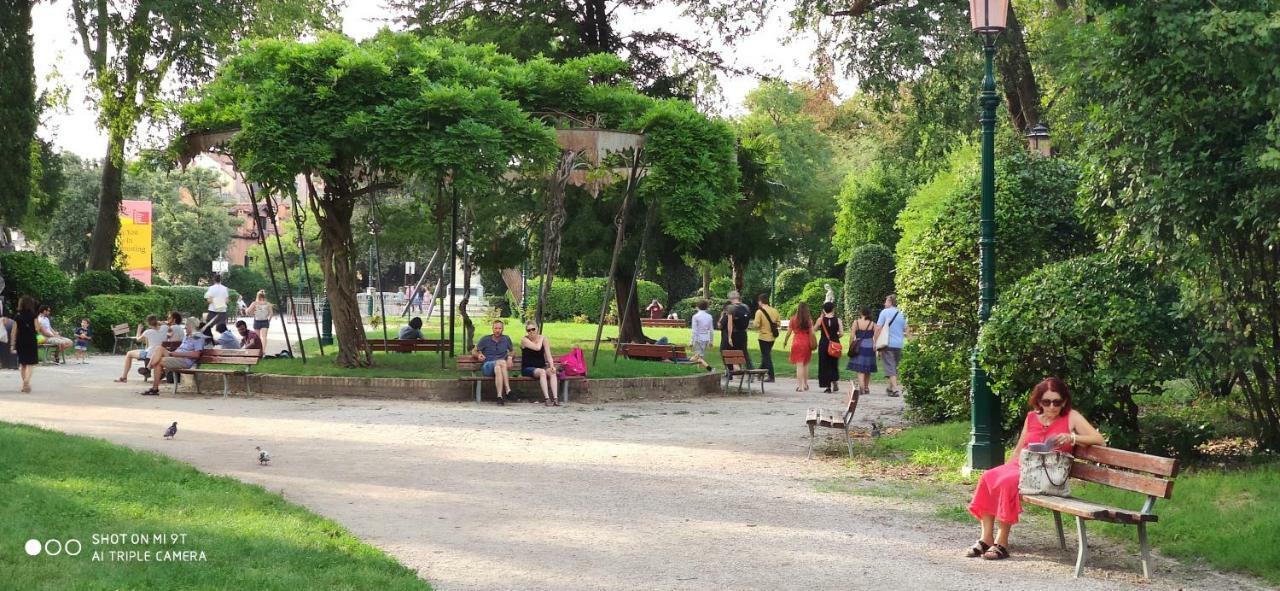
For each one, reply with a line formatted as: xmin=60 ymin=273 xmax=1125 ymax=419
xmin=366 ymin=338 xmax=451 ymax=352
xmin=1070 ymin=445 xmax=1178 ymax=499
xmin=721 ymin=349 xmax=747 ymax=365
xmin=112 ymin=323 xmax=130 ymax=336
xmin=620 ymin=343 xmax=683 ymax=359
xmin=457 ymin=354 xmax=522 ymax=372
xmin=197 ymin=348 xmax=262 ymax=366
xmin=843 ymin=387 xmax=860 ymax=421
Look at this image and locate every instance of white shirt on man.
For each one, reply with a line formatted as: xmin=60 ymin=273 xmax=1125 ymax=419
xmin=691 ymin=310 xmax=714 ymax=343
xmin=205 ymin=283 xmax=229 ymax=312
xmin=140 ymin=327 xmax=168 ymax=349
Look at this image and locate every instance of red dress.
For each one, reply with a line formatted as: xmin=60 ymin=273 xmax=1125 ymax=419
xmin=968 ymin=411 xmax=1072 ymax=525
xmin=788 ymin=319 xmax=814 ymax=363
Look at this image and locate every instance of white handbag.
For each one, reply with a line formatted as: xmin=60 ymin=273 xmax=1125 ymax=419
xmin=1018 ymin=449 xmax=1073 ymax=496
xmin=875 ymin=311 xmax=899 ymax=350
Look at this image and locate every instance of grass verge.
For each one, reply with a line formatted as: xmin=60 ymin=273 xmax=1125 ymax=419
xmin=0 ymin=422 xmax=430 ymax=590
xmin=816 ymin=421 xmax=1280 ymax=584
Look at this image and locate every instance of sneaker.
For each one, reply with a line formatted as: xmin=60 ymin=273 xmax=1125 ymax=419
xmin=496 ymin=396 xmax=505 ymax=406
xmin=888 ymin=389 xmax=901 ymax=397
xmin=138 ymin=367 xmax=151 ymax=379
xmin=140 ymin=389 xmax=159 ymax=396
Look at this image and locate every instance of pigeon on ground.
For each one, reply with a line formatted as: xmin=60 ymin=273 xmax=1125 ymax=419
xmin=163 ymin=422 xmax=177 ymax=439
xmin=870 ymin=421 xmax=881 ymax=438
xmin=256 ymin=446 xmax=271 ymax=465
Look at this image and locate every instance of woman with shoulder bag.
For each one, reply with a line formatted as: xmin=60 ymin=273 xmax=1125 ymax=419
xmin=964 ymin=377 xmax=1106 ymax=561
xmin=845 ymin=307 xmax=878 ymax=395
xmin=815 ymin=301 xmax=842 ymax=393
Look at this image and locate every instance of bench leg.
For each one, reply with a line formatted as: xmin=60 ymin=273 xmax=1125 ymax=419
xmin=843 ymin=425 xmax=853 ymax=458
xmin=245 ymin=374 xmax=252 ymax=396
xmin=222 ymin=374 xmax=229 ymax=399
xmin=1053 ymin=511 xmax=1066 ymax=550
xmin=1137 ymin=522 xmax=1151 ymax=579
xmin=1074 ymin=516 xmax=1089 ymax=578
xmin=474 ymin=381 xmax=481 ymax=404
xmin=559 ymin=380 xmax=569 ymax=404
xmin=806 ymin=423 xmax=816 ymax=460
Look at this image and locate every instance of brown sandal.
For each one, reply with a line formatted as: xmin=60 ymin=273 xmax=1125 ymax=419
xmin=965 ymin=540 xmax=991 ymax=558
xmin=982 ymin=543 xmax=1009 ymax=560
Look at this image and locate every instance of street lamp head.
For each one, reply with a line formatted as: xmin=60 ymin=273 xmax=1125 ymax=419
xmin=1026 ymin=122 xmax=1052 ymax=156
xmin=969 ymin=0 xmax=1010 ymax=36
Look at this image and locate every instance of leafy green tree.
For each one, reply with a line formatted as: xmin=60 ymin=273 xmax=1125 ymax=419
xmin=1066 ymin=0 xmax=1280 ymax=449
xmin=0 ymin=0 xmax=36 ymax=237
xmin=38 ymin=155 xmax=100 ymax=274
xmin=72 ymin=0 xmax=337 ymax=270
xmin=834 ymin=163 xmax=912 ymax=258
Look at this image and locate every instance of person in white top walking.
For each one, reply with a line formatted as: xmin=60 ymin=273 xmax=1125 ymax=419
xmin=689 ymin=300 xmax=715 ymax=361
xmin=203 ymin=274 xmax=230 ymax=338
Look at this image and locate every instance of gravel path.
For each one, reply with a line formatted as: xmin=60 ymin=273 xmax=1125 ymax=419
xmin=0 ymin=357 xmax=1266 ymax=591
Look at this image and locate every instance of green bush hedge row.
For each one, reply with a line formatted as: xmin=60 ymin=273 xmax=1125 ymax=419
xmin=510 ymin=277 xmax=666 ymax=322
xmin=64 ymin=294 xmax=170 ymax=351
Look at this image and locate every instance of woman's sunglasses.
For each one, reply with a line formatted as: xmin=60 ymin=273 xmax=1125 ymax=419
xmin=526 ymin=327 xmax=537 ymax=332
xmin=1040 ymin=398 xmax=1065 ymax=408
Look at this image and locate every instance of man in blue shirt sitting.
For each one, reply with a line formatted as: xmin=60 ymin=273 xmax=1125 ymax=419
xmin=472 ymin=320 xmax=514 ymax=405
xmin=141 ymin=319 xmax=205 ymax=396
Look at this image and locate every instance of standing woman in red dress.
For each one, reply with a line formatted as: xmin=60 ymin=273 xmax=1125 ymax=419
xmin=965 ymin=377 xmax=1106 ymax=560
xmin=781 ymin=302 xmax=815 ymax=392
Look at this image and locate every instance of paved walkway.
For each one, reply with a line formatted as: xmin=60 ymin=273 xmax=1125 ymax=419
xmin=0 ymin=357 xmax=1263 ymax=591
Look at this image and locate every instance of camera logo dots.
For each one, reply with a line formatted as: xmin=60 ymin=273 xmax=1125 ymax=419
xmin=25 ymin=539 xmax=41 ymax=556
xmin=23 ymin=538 xmax=82 ymax=557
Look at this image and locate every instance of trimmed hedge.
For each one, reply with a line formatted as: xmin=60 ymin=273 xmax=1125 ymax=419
xmin=511 ymin=277 xmax=666 ymax=322
xmin=774 ymin=267 xmax=810 ymax=305
xmin=0 ymin=251 xmax=71 ymax=311
xmin=843 ymin=244 xmax=895 ymax=321
xmin=150 ymin=285 xmax=242 ymax=318
xmin=66 ymin=294 xmax=169 ymax=351
xmin=72 ymin=270 xmax=121 ymax=299
xmin=782 ymin=278 xmax=841 ymax=319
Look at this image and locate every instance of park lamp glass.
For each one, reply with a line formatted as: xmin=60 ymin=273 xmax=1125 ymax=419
xmin=1027 ymin=122 xmax=1051 ymax=156
xmin=969 ymin=0 xmax=1010 ymax=42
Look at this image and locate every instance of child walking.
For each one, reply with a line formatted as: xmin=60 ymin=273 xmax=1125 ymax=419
xmin=73 ymin=319 xmax=92 ymax=364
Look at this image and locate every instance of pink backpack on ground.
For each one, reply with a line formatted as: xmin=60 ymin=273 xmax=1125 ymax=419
xmin=557 ymin=347 xmax=587 ymax=377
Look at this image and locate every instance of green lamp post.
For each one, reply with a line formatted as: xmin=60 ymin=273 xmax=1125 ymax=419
xmin=967 ymin=0 xmax=1009 ymax=471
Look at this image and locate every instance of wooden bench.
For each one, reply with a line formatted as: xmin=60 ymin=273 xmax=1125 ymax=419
xmin=39 ymin=342 xmax=63 ymax=364
xmin=171 ymin=348 xmax=262 ymax=398
xmin=1021 ymin=445 xmax=1178 ymax=579
xmin=457 ymin=355 xmax=583 ymax=404
xmin=721 ymin=349 xmax=767 ymax=394
xmin=617 ymin=342 xmax=686 ymax=361
xmin=641 ymin=318 xmax=685 ymax=328
xmin=364 ymin=338 xmax=452 ymax=353
xmin=111 ymin=323 xmax=133 ymax=354
xmin=805 ymin=387 xmax=861 ymax=458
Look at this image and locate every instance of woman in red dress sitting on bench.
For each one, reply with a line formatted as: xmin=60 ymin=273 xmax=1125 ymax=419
xmin=965 ymin=377 xmax=1106 ymax=560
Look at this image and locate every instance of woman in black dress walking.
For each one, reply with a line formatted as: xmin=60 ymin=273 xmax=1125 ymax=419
xmin=9 ymin=296 xmax=40 ymax=392
xmin=816 ymin=301 xmax=843 ymax=393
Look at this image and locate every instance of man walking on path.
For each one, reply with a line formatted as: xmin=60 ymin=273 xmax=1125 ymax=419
xmin=690 ymin=300 xmax=714 ymax=362
xmin=203 ymin=274 xmax=229 ymax=338
xmin=753 ymin=293 xmax=779 ymax=382
xmin=725 ymin=291 xmax=753 ymax=370
xmin=876 ymin=295 xmax=907 ymax=397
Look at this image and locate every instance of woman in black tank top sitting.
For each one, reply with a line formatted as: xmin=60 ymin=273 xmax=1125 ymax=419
xmin=521 ymin=323 xmax=561 ymax=407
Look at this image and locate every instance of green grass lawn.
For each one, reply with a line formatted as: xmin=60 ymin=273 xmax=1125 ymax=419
xmin=0 ymin=422 xmax=431 ymax=590
xmin=839 ymin=421 xmax=1280 ymax=584
xmin=260 ymin=320 xmax=887 ymax=383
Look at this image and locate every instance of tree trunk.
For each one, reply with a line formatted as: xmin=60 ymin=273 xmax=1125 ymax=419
xmin=997 ymin=7 xmax=1041 ymax=134
xmin=730 ymin=256 xmax=745 ymax=293
xmin=310 ymin=183 xmax=370 ymax=367
xmin=702 ymin=265 xmax=711 ymax=299
xmin=537 ymin=149 xmax=576 ymax=327
xmin=460 ymin=215 xmax=475 ymax=351
xmin=500 ymin=267 xmax=523 ymax=312
xmin=614 ymin=272 xmax=648 ymax=344
xmin=87 ymin=134 xmax=126 ymax=270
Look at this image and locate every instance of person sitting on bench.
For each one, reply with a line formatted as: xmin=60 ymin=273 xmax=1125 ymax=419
xmin=235 ymin=321 xmax=262 ymax=356
xmin=115 ymin=315 xmax=167 ymax=383
xmin=214 ymin=323 xmax=239 ymax=349
xmin=140 ymin=319 xmax=204 ymax=396
xmin=520 ymin=322 xmax=560 ymax=407
xmin=37 ymin=305 xmax=74 ymax=362
xmin=471 ymin=320 xmax=514 ymax=405
xmin=398 ymin=317 xmax=425 ymax=340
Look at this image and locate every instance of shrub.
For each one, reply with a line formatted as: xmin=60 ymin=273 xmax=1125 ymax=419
xmin=508 ymin=277 xmax=665 ymax=322
xmin=782 ymin=278 xmax=841 ymax=319
xmin=978 ymin=254 xmax=1189 ymax=450
xmin=109 ymin=269 xmax=144 ymax=293
xmin=150 ymin=285 xmax=240 ymax=317
xmin=72 ymin=270 xmax=121 ymax=299
xmin=68 ymin=294 xmax=169 ymax=351
xmin=0 ymin=251 xmax=71 ymax=311
xmin=151 ymin=275 xmax=171 ymax=286
xmin=900 ymin=337 xmax=971 ymax=424
xmin=128 ymin=278 xmax=147 ymax=293
xmin=843 ymin=243 xmax=895 ymax=321
xmin=1139 ymin=405 xmax=1217 ymax=461
xmin=708 ymin=277 xmax=735 ymax=298
xmin=774 ymin=267 xmax=810 ymax=304
xmin=673 ymin=296 xmax=727 ymax=322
